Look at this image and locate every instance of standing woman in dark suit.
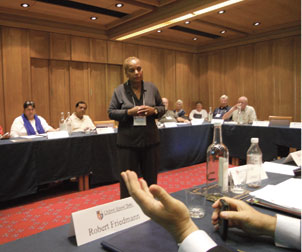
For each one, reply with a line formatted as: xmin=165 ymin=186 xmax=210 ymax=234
xmin=108 ymin=56 xmax=165 ymax=198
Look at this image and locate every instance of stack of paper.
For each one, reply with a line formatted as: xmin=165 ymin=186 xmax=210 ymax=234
xmin=249 ymin=178 xmax=302 ymax=216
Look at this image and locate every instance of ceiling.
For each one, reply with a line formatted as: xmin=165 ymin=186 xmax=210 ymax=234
xmin=0 ymin=0 xmax=300 ymax=52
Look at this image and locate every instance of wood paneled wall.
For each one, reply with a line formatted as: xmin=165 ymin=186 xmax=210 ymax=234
xmin=0 ymin=25 xmax=300 ymax=131
xmin=200 ymin=35 xmax=301 ymax=122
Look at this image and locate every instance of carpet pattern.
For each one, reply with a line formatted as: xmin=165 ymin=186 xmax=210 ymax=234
xmin=0 ymin=163 xmax=206 ymax=245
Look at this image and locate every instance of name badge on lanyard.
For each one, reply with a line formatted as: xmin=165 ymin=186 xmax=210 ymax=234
xmin=132 ymin=92 xmax=147 ymax=127
xmin=133 ymin=116 xmax=147 ymax=126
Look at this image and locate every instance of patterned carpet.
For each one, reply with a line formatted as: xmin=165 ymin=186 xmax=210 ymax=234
xmin=0 ymin=163 xmax=206 ymax=245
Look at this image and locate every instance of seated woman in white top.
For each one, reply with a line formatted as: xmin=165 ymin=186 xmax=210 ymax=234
xmin=10 ymin=101 xmax=55 ymax=138
xmin=189 ymin=101 xmax=208 ymax=120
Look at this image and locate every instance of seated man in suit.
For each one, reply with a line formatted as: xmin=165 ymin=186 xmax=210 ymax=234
xmin=70 ymin=101 xmax=95 ymax=132
xmin=121 ymin=170 xmax=300 ymax=252
xmin=223 ymin=96 xmax=257 ymax=124
xmin=10 ymin=101 xmax=55 ymax=138
xmin=213 ymin=95 xmax=232 ymax=120
xmin=159 ymin=98 xmax=178 ymax=123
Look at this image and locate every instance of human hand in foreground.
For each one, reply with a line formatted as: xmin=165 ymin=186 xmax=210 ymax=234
xmin=137 ymin=105 xmax=155 ymax=116
xmin=121 ymin=170 xmax=198 ymax=243
xmin=212 ymin=197 xmax=276 ymax=237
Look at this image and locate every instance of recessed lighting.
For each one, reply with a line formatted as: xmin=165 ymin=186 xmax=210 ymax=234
xmin=90 ymin=16 xmax=97 ymax=21
xmin=218 ymin=10 xmax=225 ymax=14
xmin=115 ymin=3 xmax=124 ymax=8
xmin=253 ymin=22 xmax=261 ymax=26
xmin=184 ymin=21 xmax=191 ymax=24
xmin=157 ymin=29 xmax=162 ymax=33
xmin=20 ymin=3 xmax=30 ymax=8
xmin=193 ymin=37 xmax=198 ymax=41
xmin=220 ymin=30 xmax=226 ymax=34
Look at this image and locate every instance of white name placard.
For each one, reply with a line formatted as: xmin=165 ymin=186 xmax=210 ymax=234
xmin=69 ymin=197 xmax=149 ymax=246
xmin=211 ymin=119 xmax=224 ymax=125
xmin=283 ymin=150 xmax=301 ymax=167
xmin=290 ymin=122 xmax=302 ymax=128
xmin=96 ymin=127 xmax=115 ymax=135
xmin=164 ymin=122 xmax=178 ymax=128
xmin=252 ymin=121 xmax=270 ymax=127
xmin=191 ymin=119 xmax=204 ymax=125
xmin=228 ymin=164 xmax=268 ymax=184
xmin=47 ymin=131 xmax=69 ymax=139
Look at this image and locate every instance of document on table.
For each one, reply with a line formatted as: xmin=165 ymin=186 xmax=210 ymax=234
xmin=263 ymin=162 xmax=298 ymax=176
xmin=249 ymin=178 xmax=302 ymax=216
xmin=20 ymin=135 xmax=45 ymax=139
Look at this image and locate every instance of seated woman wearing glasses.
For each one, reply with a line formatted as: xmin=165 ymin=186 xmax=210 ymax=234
xmin=10 ymin=101 xmax=56 ymax=138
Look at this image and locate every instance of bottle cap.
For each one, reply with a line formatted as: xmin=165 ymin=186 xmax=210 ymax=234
xmin=251 ymin=138 xmax=259 ymax=144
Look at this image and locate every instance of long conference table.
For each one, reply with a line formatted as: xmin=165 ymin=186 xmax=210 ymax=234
xmin=0 ymin=123 xmax=300 ymax=202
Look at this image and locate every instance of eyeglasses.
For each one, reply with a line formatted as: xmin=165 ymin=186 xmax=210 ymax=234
xmin=25 ymin=101 xmax=35 ymax=106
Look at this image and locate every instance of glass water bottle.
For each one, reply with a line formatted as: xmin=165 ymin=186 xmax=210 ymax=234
xmin=247 ymin=138 xmax=262 ymax=188
xmin=205 ymin=124 xmax=229 ymax=201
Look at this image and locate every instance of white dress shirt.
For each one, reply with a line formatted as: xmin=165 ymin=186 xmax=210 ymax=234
xmin=70 ymin=113 xmax=95 ymax=132
xmin=10 ymin=115 xmax=52 ymax=138
xmin=232 ymin=105 xmax=257 ymax=124
xmin=189 ymin=109 xmax=208 ymax=120
xmin=178 ymin=214 xmax=301 ymax=252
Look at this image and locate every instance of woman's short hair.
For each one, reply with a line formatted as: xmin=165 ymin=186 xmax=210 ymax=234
xmin=23 ymin=101 xmax=35 ymax=109
xmin=195 ymin=101 xmax=203 ymax=105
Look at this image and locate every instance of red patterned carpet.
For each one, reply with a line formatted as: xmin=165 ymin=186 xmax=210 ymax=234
xmin=0 ymin=163 xmax=206 ymax=245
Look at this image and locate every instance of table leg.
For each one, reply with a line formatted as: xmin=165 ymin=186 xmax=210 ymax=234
xmin=232 ymin=157 xmax=239 ymax=166
xmin=78 ymin=176 xmax=84 ymax=191
xmin=84 ymin=175 xmax=89 ymax=190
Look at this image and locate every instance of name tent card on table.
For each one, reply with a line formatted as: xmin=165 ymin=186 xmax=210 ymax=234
xmin=68 ymin=197 xmax=150 ymax=246
xmin=47 ymin=131 xmax=69 ymax=139
xmin=283 ymin=150 xmax=301 ymax=167
xmin=96 ymin=127 xmax=115 ymax=134
xmin=290 ymin=122 xmax=302 ymax=128
xmin=164 ymin=122 xmax=178 ymax=128
xmin=211 ymin=119 xmax=224 ymax=125
xmin=191 ymin=119 xmax=204 ymax=125
xmin=228 ymin=165 xmax=268 ymax=185
xmin=252 ymin=121 xmax=270 ymax=127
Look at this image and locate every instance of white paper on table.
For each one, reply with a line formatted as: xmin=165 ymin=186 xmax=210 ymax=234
xmin=290 ymin=122 xmax=302 ymax=128
xmin=250 ymin=178 xmax=302 ymax=213
xmin=211 ymin=119 xmax=224 ymax=125
xmin=20 ymin=135 xmax=45 ymax=139
xmin=223 ymin=121 xmax=237 ymax=125
xmin=283 ymin=150 xmax=301 ymax=167
xmin=96 ymin=127 xmax=115 ymax=135
xmin=47 ymin=131 xmax=69 ymax=139
xmin=263 ymin=162 xmax=298 ymax=176
xmin=252 ymin=121 xmax=269 ymax=127
xmin=191 ymin=119 xmax=204 ymax=125
xmin=228 ymin=165 xmax=267 ymax=184
xmin=164 ymin=122 xmax=178 ymax=128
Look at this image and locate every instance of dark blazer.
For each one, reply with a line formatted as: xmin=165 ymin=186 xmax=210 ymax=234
xmin=108 ymin=81 xmax=164 ymax=148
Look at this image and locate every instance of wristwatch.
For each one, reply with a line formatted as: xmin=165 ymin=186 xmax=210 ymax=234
xmin=154 ymin=108 xmax=158 ymax=115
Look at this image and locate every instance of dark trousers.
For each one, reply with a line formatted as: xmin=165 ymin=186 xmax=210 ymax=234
xmin=117 ymin=144 xmax=160 ymax=198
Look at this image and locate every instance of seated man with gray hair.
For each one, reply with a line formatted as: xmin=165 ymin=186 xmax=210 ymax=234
xmin=223 ymin=96 xmax=257 ymax=124
xmin=213 ymin=95 xmax=232 ymax=120
xmin=159 ymin=97 xmax=178 ymax=123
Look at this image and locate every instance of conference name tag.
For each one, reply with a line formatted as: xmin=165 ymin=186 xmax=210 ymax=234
xmin=47 ymin=131 xmax=69 ymax=139
xmin=133 ymin=116 xmax=146 ymax=126
xmin=68 ymin=197 xmax=150 ymax=246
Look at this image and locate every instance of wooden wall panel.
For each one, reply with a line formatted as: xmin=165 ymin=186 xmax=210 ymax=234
xmin=150 ymin=48 xmax=163 ymax=94
xmin=50 ymin=33 xmax=71 ymax=60
xmin=199 ymin=54 xmax=209 ymax=110
xmin=107 ymin=41 xmax=123 ymax=65
xmin=294 ymin=36 xmax=301 ymax=121
xmin=30 ymin=30 xmax=49 ymax=59
xmin=90 ymin=39 xmax=107 ymax=63
xmin=31 ymin=58 xmax=50 ymax=123
xmin=123 ymin=43 xmax=139 ymax=61
xmin=89 ymin=63 xmax=107 ymax=121
xmin=2 ymin=27 xmax=31 ymax=131
xmin=69 ymin=62 xmax=89 ymax=114
xmin=106 ymin=65 xmax=123 ymax=114
xmin=254 ymin=41 xmax=273 ymax=120
xmin=162 ymin=49 xmax=176 ymax=108
xmin=49 ymin=60 xmax=70 ymax=127
xmin=71 ymin=36 xmax=90 ymax=62
xmin=138 ymin=45 xmax=152 ymax=83
xmin=0 ymin=29 xmax=5 ymax=132
xmin=273 ymin=37 xmax=295 ymax=118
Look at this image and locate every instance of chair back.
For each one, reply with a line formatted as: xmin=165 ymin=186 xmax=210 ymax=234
xmin=268 ymin=116 xmax=292 ymax=127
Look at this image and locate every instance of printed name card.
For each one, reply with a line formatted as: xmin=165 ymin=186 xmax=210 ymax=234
xmin=283 ymin=150 xmax=301 ymax=166
xmin=164 ymin=122 xmax=178 ymax=128
xmin=191 ymin=119 xmax=204 ymax=125
xmin=69 ymin=197 xmax=150 ymax=246
xmin=290 ymin=122 xmax=302 ymax=128
xmin=211 ymin=119 xmax=224 ymax=125
xmin=228 ymin=165 xmax=268 ymax=184
xmin=47 ymin=131 xmax=69 ymax=139
xmin=252 ymin=121 xmax=270 ymax=127
xmin=96 ymin=127 xmax=115 ymax=135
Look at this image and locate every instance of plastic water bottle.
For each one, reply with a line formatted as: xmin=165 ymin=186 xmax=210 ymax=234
xmin=246 ymin=138 xmax=262 ymax=188
xmin=59 ymin=112 xmax=66 ymax=131
xmin=208 ymin=107 xmax=213 ymax=122
xmin=66 ymin=112 xmax=72 ymax=134
xmin=237 ymin=105 xmax=243 ymax=124
xmin=205 ymin=124 xmax=229 ymax=200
